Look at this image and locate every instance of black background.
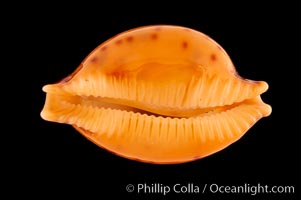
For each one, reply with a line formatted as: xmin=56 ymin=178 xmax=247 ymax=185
xmin=8 ymin=3 xmax=298 ymax=199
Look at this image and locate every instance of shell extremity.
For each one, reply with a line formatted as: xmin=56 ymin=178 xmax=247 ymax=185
xmin=41 ymin=25 xmax=272 ymax=164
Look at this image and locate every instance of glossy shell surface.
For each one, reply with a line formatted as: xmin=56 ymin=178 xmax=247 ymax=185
xmin=41 ymin=25 xmax=271 ymax=164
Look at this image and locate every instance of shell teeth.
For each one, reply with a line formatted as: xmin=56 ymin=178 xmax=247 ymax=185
xmin=43 ymin=91 xmax=269 ymax=140
xmin=41 ymin=78 xmax=271 ymax=163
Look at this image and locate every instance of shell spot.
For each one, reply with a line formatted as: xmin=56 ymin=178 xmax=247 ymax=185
xmin=115 ymin=39 xmax=123 ymax=45
xmin=182 ymin=41 xmax=188 ymax=49
xmin=101 ymin=45 xmax=108 ymax=51
xmin=210 ymin=53 xmax=217 ymax=61
xmin=59 ymin=64 xmax=83 ymax=83
xmin=126 ymin=36 xmax=134 ymax=42
xmin=90 ymin=57 xmax=98 ymax=63
xmin=150 ymin=33 xmax=158 ymax=40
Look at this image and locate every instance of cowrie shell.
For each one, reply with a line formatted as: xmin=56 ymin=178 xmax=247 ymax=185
xmin=41 ymin=25 xmax=271 ymax=164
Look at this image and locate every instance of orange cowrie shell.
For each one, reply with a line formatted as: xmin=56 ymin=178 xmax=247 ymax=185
xmin=41 ymin=25 xmax=271 ymax=164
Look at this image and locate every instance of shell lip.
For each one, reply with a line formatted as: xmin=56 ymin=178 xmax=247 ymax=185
xmin=41 ymin=84 xmax=271 ymax=120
